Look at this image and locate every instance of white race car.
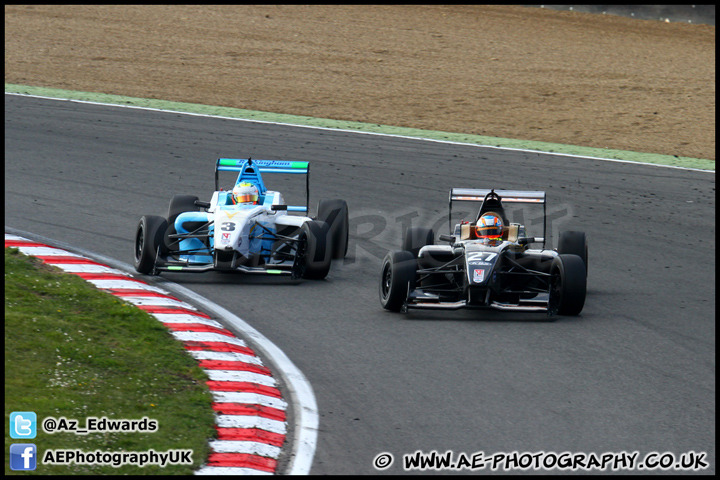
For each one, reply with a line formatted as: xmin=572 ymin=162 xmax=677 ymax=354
xmin=134 ymin=158 xmax=349 ymax=280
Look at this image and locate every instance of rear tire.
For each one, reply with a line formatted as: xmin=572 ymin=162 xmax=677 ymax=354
xmin=548 ymin=254 xmax=586 ymax=316
xmin=134 ymin=215 xmax=168 ymax=274
xmin=403 ymin=226 xmax=434 ymax=259
xmin=301 ymin=220 xmax=332 ymax=280
xmin=558 ymin=231 xmax=588 ymax=277
xmin=166 ymin=195 xmax=200 ymax=252
xmin=379 ymin=250 xmax=417 ymax=312
xmin=317 ymin=199 xmax=349 ymax=259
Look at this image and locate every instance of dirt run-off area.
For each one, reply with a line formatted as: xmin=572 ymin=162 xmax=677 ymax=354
xmin=4 ymin=5 xmax=716 ymax=160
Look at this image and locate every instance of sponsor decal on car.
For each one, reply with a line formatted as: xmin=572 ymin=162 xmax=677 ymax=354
xmin=473 ymin=269 xmax=485 ymax=283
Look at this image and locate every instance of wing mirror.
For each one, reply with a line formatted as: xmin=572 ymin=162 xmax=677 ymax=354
xmin=439 ymin=234 xmax=455 ymax=243
xmin=518 ymin=237 xmax=544 ymax=245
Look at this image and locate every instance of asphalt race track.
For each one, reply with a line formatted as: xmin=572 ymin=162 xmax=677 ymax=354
xmin=5 ymin=95 xmax=715 ymax=474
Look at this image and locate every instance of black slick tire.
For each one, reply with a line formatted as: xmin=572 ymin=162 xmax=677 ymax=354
xmin=302 ymin=220 xmax=332 ymax=280
xmin=379 ymin=250 xmax=417 ymax=312
xmin=317 ymin=199 xmax=349 ymax=259
xmin=134 ymin=215 xmax=168 ymax=274
xmin=166 ymin=195 xmax=200 ymax=252
xmin=558 ymin=231 xmax=588 ymax=277
xmin=403 ymin=226 xmax=434 ymax=259
xmin=548 ymin=254 xmax=587 ymax=316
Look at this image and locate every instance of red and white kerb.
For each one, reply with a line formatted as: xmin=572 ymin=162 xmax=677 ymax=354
xmin=5 ymin=234 xmax=287 ymax=475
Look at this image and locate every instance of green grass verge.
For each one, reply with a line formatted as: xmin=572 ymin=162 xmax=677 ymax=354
xmin=4 ymin=247 xmax=216 ymax=475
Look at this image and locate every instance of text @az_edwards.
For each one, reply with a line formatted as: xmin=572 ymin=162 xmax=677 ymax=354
xmin=42 ymin=416 xmax=158 ymax=435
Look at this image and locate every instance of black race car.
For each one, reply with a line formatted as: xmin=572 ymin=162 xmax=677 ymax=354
xmin=379 ymin=189 xmax=587 ymax=318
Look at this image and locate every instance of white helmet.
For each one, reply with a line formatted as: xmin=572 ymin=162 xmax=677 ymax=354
xmin=232 ymin=182 xmax=259 ymax=205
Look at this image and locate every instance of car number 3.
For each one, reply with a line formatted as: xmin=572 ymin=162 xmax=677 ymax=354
xmin=221 ymin=222 xmax=236 ymax=231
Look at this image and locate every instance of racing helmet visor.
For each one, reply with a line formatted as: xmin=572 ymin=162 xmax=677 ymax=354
xmin=234 ymin=193 xmax=258 ymax=204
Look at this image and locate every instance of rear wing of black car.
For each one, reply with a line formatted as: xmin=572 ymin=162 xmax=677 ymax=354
xmin=448 ymin=188 xmax=547 ymax=244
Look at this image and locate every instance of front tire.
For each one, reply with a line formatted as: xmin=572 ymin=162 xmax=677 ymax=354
xmin=301 ymin=220 xmax=332 ymax=280
xmin=548 ymin=254 xmax=586 ymax=316
xmin=134 ymin=215 xmax=168 ymax=274
xmin=379 ymin=250 xmax=417 ymax=312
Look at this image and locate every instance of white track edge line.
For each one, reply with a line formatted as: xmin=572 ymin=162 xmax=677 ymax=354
xmin=5 ymin=91 xmax=714 ymax=173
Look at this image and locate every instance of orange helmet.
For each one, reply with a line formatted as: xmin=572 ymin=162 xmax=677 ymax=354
xmin=475 ymin=214 xmax=503 ymax=240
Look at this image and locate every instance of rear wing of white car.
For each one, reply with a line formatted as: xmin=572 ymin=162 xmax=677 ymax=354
xmin=215 ymin=158 xmax=310 ymax=212
xmin=448 ymin=188 xmax=547 ymax=243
